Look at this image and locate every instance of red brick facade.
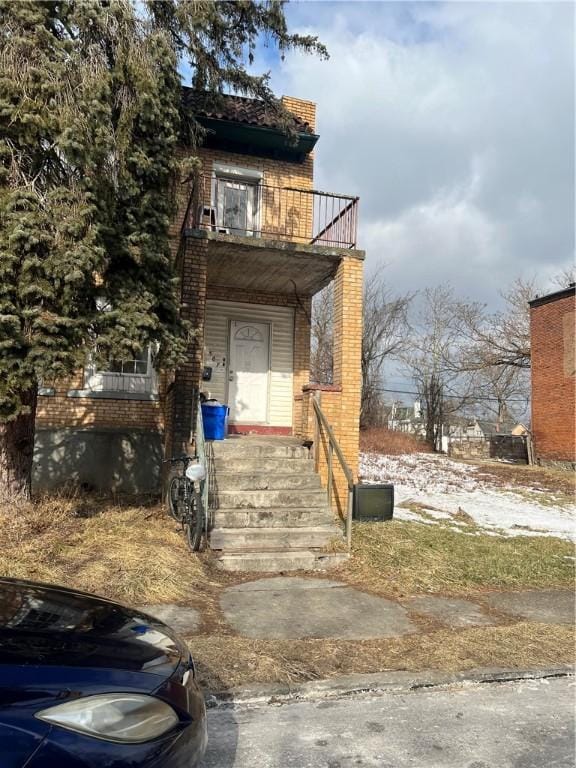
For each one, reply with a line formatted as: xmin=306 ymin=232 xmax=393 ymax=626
xmin=529 ymin=286 xmax=576 ymax=467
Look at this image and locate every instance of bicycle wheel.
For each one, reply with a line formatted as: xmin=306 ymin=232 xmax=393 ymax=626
xmin=184 ymin=490 xmax=204 ymax=552
xmin=167 ymin=476 xmax=185 ymax=522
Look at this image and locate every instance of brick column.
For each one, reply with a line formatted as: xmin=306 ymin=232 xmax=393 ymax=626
xmin=165 ymin=234 xmax=208 ymax=458
xmin=292 ymin=297 xmax=311 ymax=434
xmin=332 ymin=255 xmax=363 ymax=481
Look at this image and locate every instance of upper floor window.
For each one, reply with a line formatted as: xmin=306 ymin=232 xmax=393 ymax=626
xmin=213 ymin=163 xmax=262 ymax=237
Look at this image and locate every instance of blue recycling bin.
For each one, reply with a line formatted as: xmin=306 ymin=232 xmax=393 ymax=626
xmin=201 ymin=402 xmax=229 ymax=440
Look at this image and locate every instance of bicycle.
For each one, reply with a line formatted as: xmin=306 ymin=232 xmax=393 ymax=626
xmin=164 ymin=455 xmax=206 ymax=552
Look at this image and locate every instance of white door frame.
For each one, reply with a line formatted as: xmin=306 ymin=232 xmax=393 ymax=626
xmin=226 ymin=318 xmax=272 ymax=423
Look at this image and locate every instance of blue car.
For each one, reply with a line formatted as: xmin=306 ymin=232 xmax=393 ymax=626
xmin=0 ymin=577 xmax=207 ymax=767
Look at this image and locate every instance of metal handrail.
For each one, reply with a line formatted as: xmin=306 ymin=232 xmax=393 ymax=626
xmin=311 ymin=395 xmax=355 ymax=550
xmin=186 ymin=174 xmax=359 ymax=248
xmin=310 ymin=197 xmax=357 ymax=246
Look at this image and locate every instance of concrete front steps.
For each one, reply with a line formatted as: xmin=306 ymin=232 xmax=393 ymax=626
xmin=215 ymin=472 xmax=321 ymax=491
xmin=207 ymin=436 xmax=347 ymax=573
xmin=210 ymin=525 xmax=337 ymax=551
xmin=216 ymin=550 xmax=348 ymax=573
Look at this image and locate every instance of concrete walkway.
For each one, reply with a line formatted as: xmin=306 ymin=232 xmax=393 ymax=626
xmin=220 ymin=577 xmax=416 ymax=639
xmin=217 ymin=577 xmax=574 ymax=640
xmin=142 ymin=578 xmax=574 ymax=641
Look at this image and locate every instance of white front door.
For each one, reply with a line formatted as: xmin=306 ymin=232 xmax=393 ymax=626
xmin=228 ymin=320 xmax=270 ymax=423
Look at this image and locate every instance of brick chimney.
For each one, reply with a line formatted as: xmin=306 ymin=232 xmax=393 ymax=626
xmin=281 ymin=96 xmax=316 ymax=133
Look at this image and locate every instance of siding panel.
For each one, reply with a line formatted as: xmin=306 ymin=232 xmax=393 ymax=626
xmin=204 ymin=299 xmax=294 ymax=426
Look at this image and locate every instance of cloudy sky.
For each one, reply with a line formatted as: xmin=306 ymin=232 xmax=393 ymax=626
xmin=266 ymin=1 xmax=574 ymax=309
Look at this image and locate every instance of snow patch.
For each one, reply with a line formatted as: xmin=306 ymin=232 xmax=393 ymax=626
xmin=360 ymin=452 xmax=576 ymax=541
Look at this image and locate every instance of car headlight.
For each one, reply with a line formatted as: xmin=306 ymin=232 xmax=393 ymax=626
xmin=35 ymin=694 xmax=179 ymax=743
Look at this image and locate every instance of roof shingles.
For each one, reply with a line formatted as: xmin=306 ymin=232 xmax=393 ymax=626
xmin=182 ymin=88 xmax=314 ymax=135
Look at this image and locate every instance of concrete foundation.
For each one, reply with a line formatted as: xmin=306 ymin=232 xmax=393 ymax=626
xmin=33 ymin=427 xmax=163 ymax=494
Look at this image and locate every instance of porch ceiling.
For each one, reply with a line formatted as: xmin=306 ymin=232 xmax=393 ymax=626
xmin=200 ymin=231 xmax=364 ymax=296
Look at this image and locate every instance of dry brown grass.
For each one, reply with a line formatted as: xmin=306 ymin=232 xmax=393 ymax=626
xmin=360 ymin=427 xmax=432 ymax=456
xmin=187 ymin=520 xmax=575 ymax=689
xmin=0 ymin=492 xmax=212 ymax=608
xmin=339 ymin=520 xmax=575 ymax=597
xmin=3 ymin=493 xmax=573 ymax=691
xmin=472 ymin=461 xmax=575 ymax=496
xmin=190 ymin=623 xmax=575 ymax=689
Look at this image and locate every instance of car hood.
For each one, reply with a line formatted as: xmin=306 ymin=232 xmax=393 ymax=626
xmin=0 ymin=578 xmax=186 ymax=678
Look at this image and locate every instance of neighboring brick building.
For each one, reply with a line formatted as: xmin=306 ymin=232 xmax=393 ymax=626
xmin=529 ymin=284 xmax=576 ymax=469
xmin=35 ymin=93 xmax=365 ymax=511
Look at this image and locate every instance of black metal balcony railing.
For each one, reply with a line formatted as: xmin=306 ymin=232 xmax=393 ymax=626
xmin=184 ymin=174 xmax=359 ymax=249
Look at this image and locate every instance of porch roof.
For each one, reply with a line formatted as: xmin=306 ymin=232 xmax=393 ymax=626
xmin=187 ymin=230 xmax=364 ymax=296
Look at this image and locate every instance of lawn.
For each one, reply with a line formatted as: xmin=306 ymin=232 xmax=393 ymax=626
xmin=193 ymin=516 xmax=575 ymax=689
xmin=342 ymin=519 xmax=574 ymax=597
xmin=360 ymin=452 xmax=575 ymax=539
xmin=192 ymin=622 xmax=574 ymax=690
xmin=0 ymin=492 xmax=212 ymax=609
xmin=1 ymin=487 xmax=573 ymax=691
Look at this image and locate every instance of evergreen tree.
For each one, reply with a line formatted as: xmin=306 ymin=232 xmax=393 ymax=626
xmin=0 ymin=0 xmax=326 ymax=499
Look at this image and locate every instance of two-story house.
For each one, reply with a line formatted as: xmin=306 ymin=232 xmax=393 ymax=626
xmin=34 ymin=92 xmax=365 ymax=571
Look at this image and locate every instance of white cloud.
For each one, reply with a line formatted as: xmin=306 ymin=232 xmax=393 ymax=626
xmin=363 ymin=172 xmax=505 ymax=297
xmin=272 ymin=1 xmax=574 ymax=304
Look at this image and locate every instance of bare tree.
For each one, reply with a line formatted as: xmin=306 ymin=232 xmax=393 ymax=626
xmin=310 ymin=285 xmax=333 ymax=384
xmin=467 ymin=364 xmax=530 ymax=426
xmin=552 ymin=266 xmax=576 ymax=289
xmin=455 ymin=277 xmax=536 ymax=372
xmin=361 ymin=269 xmax=413 ymax=426
xmin=398 ymin=276 xmax=561 ymax=446
xmin=450 ymin=277 xmax=536 ymax=424
xmin=401 ymin=286 xmax=474 ymax=448
xmin=310 ymin=270 xmax=412 ymax=427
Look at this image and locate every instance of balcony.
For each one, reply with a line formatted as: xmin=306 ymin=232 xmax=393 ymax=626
xmin=184 ymin=174 xmax=359 ymax=250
